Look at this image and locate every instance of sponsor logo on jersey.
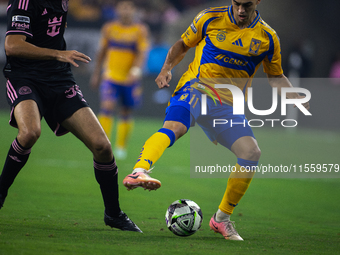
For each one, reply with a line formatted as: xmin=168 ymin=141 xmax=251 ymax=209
xmin=11 ymin=22 xmax=29 ymax=30
xmin=12 ymin=15 xmax=30 ymax=23
xmin=249 ymin=38 xmax=261 ymax=55
xmin=215 ymin=54 xmax=248 ymax=67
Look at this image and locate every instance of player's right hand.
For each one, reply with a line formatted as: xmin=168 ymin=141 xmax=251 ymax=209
xmin=155 ymin=69 xmax=172 ymax=89
xmin=56 ymin=50 xmax=91 ymax=67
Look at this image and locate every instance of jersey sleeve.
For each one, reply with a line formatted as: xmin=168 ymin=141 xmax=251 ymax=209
xmin=262 ymin=32 xmax=283 ymax=75
xmin=6 ymin=0 xmax=36 ymax=38
xmin=181 ymin=9 xmax=211 ymax=48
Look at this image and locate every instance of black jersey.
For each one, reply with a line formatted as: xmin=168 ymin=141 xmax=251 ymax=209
xmin=4 ymin=0 xmax=75 ymax=84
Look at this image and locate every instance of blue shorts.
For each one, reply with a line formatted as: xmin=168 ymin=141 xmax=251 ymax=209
xmin=100 ymin=80 xmax=142 ymax=108
xmin=164 ymin=82 xmax=255 ymax=150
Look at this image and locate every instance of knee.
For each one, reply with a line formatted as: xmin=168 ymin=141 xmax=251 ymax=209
xmin=163 ymin=121 xmax=187 ymax=140
xmin=175 ymin=125 xmax=187 ymax=140
xmin=91 ymin=138 xmax=113 ymax=160
xmin=17 ymin=127 xmax=41 ymax=148
xmin=246 ymin=146 xmax=261 ymax=161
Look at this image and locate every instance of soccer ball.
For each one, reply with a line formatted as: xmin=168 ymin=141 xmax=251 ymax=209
xmin=165 ymin=199 xmax=203 ymax=236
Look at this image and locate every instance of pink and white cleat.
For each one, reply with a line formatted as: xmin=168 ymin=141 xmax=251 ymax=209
xmin=209 ymin=213 xmax=244 ymax=241
xmin=123 ymin=169 xmax=161 ymax=191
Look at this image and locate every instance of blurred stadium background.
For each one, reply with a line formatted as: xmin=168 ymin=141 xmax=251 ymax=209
xmin=0 ymin=0 xmax=340 ymax=129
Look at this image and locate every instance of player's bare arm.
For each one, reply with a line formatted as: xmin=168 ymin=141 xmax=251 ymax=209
xmin=127 ymin=25 xmax=150 ymax=83
xmin=267 ymin=73 xmax=310 ymax=110
xmin=155 ymin=39 xmax=191 ymax=89
xmin=126 ymin=49 xmax=147 ymax=83
xmin=5 ymin=34 xmax=91 ymax=68
xmin=90 ymin=41 xmax=108 ymax=89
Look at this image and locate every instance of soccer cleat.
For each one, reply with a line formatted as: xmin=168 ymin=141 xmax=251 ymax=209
xmin=0 ymin=194 xmax=4 ymax=209
xmin=104 ymin=211 xmax=143 ymax=232
xmin=209 ymin=213 xmax=244 ymax=241
xmin=123 ymin=169 xmax=161 ymax=191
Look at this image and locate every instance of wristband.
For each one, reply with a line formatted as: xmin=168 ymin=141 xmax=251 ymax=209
xmin=130 ymin=66 xmax=142 ymax=78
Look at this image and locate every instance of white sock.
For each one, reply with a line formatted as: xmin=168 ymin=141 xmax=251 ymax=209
xmin=132 ymin=168 xmax=146 ymax=174
xmin=215 ymin=209 xmax=231 ymax=222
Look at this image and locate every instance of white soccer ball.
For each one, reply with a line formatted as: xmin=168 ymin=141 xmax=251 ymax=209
xmin=165 ymin=199 xmax=203 ymax=236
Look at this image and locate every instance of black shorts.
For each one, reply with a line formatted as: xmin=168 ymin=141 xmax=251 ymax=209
xmin=6 ymin=77 xmax=89 ymax=136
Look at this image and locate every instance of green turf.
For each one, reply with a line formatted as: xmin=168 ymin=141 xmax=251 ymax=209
xmin=0 ymin=111 xmax=339 ymax=255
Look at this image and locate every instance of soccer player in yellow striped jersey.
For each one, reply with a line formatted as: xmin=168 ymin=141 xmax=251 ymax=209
xmin=91 ymin=0 xmax=150 ymax=159
xmin=123 ymin=0 xmax=310 ymax=240
xmin=177 ymin=3 xmax=283 ymax=105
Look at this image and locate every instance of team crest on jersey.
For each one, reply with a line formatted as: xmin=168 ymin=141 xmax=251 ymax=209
xmin=47 ymin=16 xmax=63 ymax=37
xmin=249 ymin=38 xmax=261 ymax=55
xmin=19 ymin=86 xmax=32 ymax=95
xmin=62 ymin=0 xmax=68 ymax=12
xmin=216 ymin=31 xmax=227 ymax=42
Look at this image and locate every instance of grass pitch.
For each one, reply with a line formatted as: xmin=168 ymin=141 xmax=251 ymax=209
xmin=0 ymin=111 xmax=339 ymax=255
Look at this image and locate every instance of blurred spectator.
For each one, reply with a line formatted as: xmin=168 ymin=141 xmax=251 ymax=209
xmin=286 ymin=39 xmax=314 ymax=78
xmin=136 ymin=0 xmax=180 ymax=36
xmin=168 ymin=0 xmax=206 ymax=12
xmin=68 ymin=0 xmax=101 ymax=22
xmin=100 ymin=0 xmax=116 ymax=22
xmin=66 ymin=0 xmax=204 ymax=30
xmin=0 ymin=0 xmax=8 ymax=22
xmin=329 ymin=51 xmax=340 ymax=85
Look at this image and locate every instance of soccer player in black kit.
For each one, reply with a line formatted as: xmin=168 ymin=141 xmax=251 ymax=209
xmin=0 ymin=0 xmax=142 ymax=232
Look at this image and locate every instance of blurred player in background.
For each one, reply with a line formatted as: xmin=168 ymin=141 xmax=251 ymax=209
xmin=90 ymin=0 xmax=150 ymax=160
xmin=0 ymin=0 xmax=141 ymax=233
xmin=123 ymin=0 xmax=310 ymax=240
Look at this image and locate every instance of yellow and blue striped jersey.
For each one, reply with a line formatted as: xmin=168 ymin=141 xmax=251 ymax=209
xmin=177 ymin=6 xmax=283 ymax=104
xmin=100 ymin=21 xmax=150 ymax=85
